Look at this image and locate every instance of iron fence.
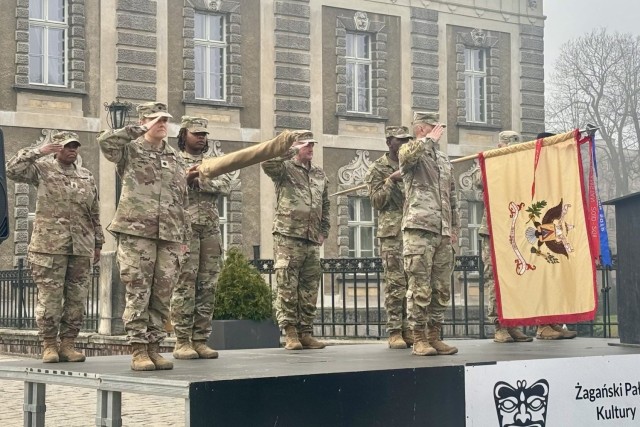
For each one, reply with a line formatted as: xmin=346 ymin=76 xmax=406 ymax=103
xmin=0 ymin=254 xmax=616 ymax=340
xmin=253 ymin=255 xmax=617 ymax=340
xmin=0 ymin=258 xmax=100 ymax=332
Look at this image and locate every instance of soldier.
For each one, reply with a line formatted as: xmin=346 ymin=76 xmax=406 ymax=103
xmin=261 ymin=131 xmax=330 ymax=350
xmin=98 ymin=102 xmax=190 ymax=371
xmin=399 ymin=112 xmax=459 ymax=356
xmin=6 ymin=131 xmax=103 ymax=363
xmin=365 ymin=126 xmax=413 ymax=349
xmin=171 ymin=116 xmax=231 ymax=360
xmin=478 ymin=131 xmax=533 ymax=343
xmin=534 ymin=131 xmax=578 ymax=340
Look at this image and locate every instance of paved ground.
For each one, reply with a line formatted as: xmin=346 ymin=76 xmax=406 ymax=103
xmin=0 ymin=353 xmax=185 ymax=427
xmin=0 ymin=338 xmax=373 ymax=426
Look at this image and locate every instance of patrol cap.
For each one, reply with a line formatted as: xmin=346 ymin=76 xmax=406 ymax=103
xmin=385 ymin=126 xmax=413 ymax=139
xmin=52 ymin=131 xmax=81 ymax=147
xmin=294 ymin=130 xmax=317 ymax=144
xmin=412 ymin=111 xmax=446 ymax=128
xmin=537 ymin=132 xmax=556 ymax=139
xmin=499 ymin=131 xmax=520 ymax=145
xmin=180 ymin=116 xmax=209 ymax=134
xmin=137 ymin=102 xmax=173 ymax=120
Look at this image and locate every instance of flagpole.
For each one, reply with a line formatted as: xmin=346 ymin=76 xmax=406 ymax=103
xmin=329 ymin=128 xmax=598 ymax=197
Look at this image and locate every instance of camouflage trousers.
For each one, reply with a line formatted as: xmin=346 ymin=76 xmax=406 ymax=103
xmin=273 ymin=234 xmax=321 ymax=333
xmin=380 ymin=235 xmax=409 ymax=333
xmin=117 ymin=234 xmax=182 ymax=344
xmin=29 ymin=252 xmax=90 ymax=340
xmin=481 ymin=235 xmax=499 ymax=325
xmin=403 ymin=229 xmax=454 ymax=330
xmin=171 ymin=224 xmax=222 ymax=341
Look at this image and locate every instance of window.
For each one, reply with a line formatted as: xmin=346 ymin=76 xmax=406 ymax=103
xmin=346 ymin=32 xmax=371 ymax=113
xmin=194 ymin=12 xmax=226 ymax=101
xmin=348 ymin=197 xmax=378 ymax=258
xmin=468 ymin=201 xmax=484 ymax=255
xmin=29 ymin=0 xmax=67 ymax=86
xmin=217 ymin=196 xmax=229 ymax=255
xmin=464 ymin=48 xmax=487 ymax=123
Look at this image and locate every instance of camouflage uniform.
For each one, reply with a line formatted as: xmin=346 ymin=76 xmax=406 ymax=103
xmin=98 ymin=103 xmax=190 ymax=345
xmin=261 ymin=132 xmax=330 ymax=333
xmin=6 ymin=132 xmax=103 ymax=341
xmin=171 ymin=119 xmax=232 ymax=342
xmin=365 ymin=136 xmax=408 ymax=334
xmin=399 ymin=117 xmax=459 ymax=331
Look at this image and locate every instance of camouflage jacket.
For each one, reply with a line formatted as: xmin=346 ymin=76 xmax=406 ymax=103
xmin=179 ymin=151 xmax=231 ymax=228
xmin=98 ymin=126 xmax=190 ymax=243
xmin=398 ymin=137 xmax=460 ymax=237
xmin=365 ymin=153 xmax=404 ymax=238
xmin=6 ymin=148 xmax=103 ymax=256
xmin=473 ymin=165 xmax=489 ymax=236
xmin=261 ymin=148 xmax=330 ymax=244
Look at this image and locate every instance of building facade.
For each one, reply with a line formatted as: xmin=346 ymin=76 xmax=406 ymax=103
xmin=0 ymin=0 xmax=546 ymax=268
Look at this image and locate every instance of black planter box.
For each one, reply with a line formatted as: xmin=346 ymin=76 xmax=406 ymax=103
xmin=208 ymin=320 xmax=281 ymax=350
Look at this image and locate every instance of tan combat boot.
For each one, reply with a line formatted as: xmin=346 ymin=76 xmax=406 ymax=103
xmin=411 ymin=329 xmax=437 ymax=356
xmin=493 ymin=324 xmax=514 ymax=343
xmin=402 ymin=329 xmax=414 ymax=347
xmin=536 ymin=324 xmax=563 ymax=340
xmin=551 ymin=323 xmax=577 ymax=339
xmin=284 ymin=325 xmax=302 ymax=350
xmin=388 ymin=331 xmax=407 ymax=349
xmin=508 ymin=327 xmax=533 ymax=342
xmin=173 ymin=338 xmax=199 ymax=359
xmin=58 ymin=337 xmax=86 ymax=362
xmin=192 ymin=340 xmax=219 ymax=359
xmin=147 ymin=342 xmax=174 ymax=370
xmin=427 ymin=323 xmax=458 ymax=355
xmin=130 ymin=343 xmax=156 ymax=371
xmin=41 ymin=338 xmax=59 ymax=363
xmin=299 ymin=332 xmax=326 ymax=349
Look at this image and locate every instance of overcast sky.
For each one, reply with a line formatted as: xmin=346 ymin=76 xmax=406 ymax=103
xmin=543 ymin=0 xmax=640 ymax=80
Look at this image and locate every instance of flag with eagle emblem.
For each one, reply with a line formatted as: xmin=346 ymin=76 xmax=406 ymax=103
xmin=479 ymin=130 xmax=598 ymax=326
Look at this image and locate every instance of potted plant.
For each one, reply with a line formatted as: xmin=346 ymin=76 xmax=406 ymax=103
xmin=207 ymin=247 xmax=280 ymax=350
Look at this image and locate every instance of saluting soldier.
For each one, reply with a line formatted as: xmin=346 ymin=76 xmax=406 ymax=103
xmin=262 ymin=131 xmax=330 ymax=350
xmin=400 ymin=112 xmax=460 ymax=357
xmin=98 ymin=102 xmax=190 ymax=371
xmin=7 ymin=131 xmax=103 ymax=363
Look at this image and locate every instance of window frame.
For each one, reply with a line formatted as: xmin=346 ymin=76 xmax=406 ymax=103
xmin=463 ymin=47 xmax=487 ymax=124
xmin=468 ymin=201 xmax=484 ymax=255
xmin=28 ymin=0 xmax=68 ymax=87
xmin=345 ymin=32 xmax=372 ymax=114
xmin=347 ymin=196 xmax=378 ymax=258
xmin=217 ymin=195 xmax=229 ymax=256
xmin=194 ymin=11 xmax=227 ymax=102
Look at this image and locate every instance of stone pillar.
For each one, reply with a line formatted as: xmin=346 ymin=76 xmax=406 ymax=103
xmin=98 ymin=251 xmax=126 ymax=335
xmin=519 ymin=24 xmax=545 ymax=140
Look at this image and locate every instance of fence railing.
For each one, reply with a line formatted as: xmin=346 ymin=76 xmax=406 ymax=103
xmin=252 ymin=255 xmax=618 ymax=340
xmin=0 ymin=254 xmax=616 ymax=340
xmin=0 ymin=258 xmax=100 ymax=332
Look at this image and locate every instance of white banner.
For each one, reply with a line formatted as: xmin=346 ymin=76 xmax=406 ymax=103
xmin=465 ymin=354 xmax=640 ymax=426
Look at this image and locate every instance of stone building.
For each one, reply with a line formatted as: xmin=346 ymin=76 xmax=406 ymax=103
xmin=0 ymin=0 xmax=545 ymax=268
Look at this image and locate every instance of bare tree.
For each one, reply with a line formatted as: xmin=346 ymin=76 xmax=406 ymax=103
xmin=546 ymin=28 xmax=640 ymax=197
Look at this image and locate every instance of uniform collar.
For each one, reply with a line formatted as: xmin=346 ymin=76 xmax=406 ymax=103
xmin=292 ymin=157 xmax=312 ymax=171
xmin=180 ymin=150 xmax=204 ymax=160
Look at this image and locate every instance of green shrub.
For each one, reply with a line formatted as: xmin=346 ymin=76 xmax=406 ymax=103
xmin=213 ymin=247 xmax=274 ymax=321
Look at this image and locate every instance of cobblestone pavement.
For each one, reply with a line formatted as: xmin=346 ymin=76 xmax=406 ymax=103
xmin=0 ymin=354 xmax=185 ymax=427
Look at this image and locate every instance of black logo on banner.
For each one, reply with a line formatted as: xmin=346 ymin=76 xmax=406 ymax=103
xmin=493 ymin=379 xmax=549 ymax=427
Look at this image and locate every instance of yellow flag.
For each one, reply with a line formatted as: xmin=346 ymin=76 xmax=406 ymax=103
xmin=481 ymin=131 xmax=597 ymax=326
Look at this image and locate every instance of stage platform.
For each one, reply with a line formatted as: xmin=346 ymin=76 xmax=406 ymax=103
xmin=1 ymin=338 xmax=639 ymax=426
